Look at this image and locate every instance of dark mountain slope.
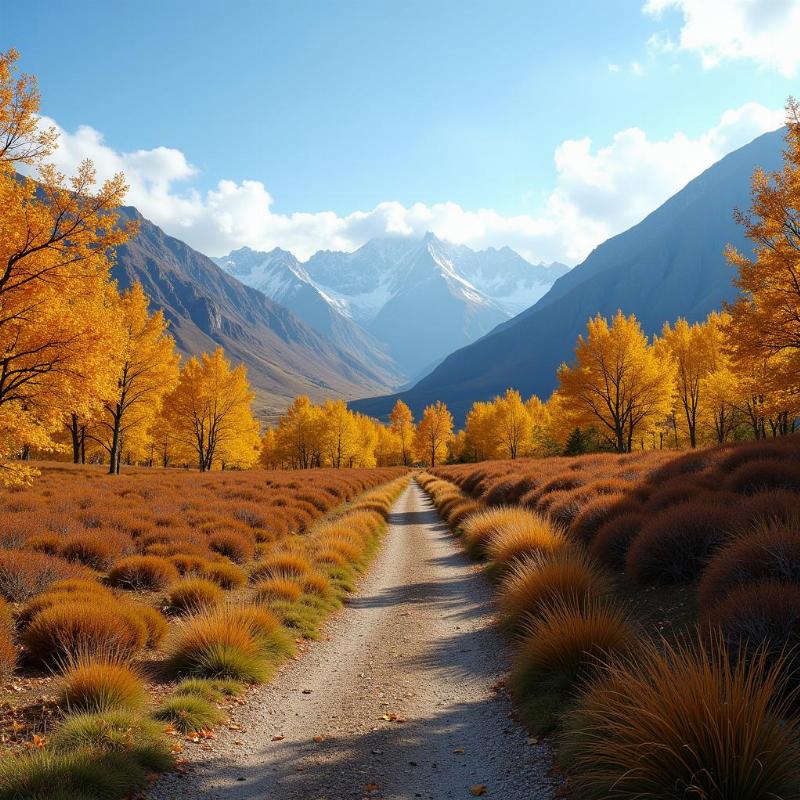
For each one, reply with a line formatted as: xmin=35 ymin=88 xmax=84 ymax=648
xmin=351 ymin=127 xmax=785 ymax=424
xmin=111 ymin=208 xmax=401 ymax=420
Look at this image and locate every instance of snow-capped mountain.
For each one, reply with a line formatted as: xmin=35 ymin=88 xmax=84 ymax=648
xmin=215 ymin=234 xmax=569 ymax=376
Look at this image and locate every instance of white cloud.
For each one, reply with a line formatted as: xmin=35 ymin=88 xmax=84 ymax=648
xmin=30 ymin=103 xmax=783 ymax=265
xmin=630 ymin=60 xmax=646 ymax=76
xmin=608 ymin=63 xmax=621 ymax=73
xmin=644 ymin=0 xmax=800 ymax=76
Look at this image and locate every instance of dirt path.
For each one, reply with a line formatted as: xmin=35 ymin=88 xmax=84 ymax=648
xmin=148 ymin=480 xmax=554 ymax=800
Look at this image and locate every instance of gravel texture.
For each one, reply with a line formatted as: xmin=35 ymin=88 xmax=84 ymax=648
xmin=147 ymin=480 xmax=555 ymax=800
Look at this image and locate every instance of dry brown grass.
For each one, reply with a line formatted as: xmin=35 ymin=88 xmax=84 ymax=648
xmin=563 ymin=635 xmax=800 ymax=800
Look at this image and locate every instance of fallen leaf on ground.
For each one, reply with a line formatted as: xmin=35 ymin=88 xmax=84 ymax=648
xmin=271 ymin=735 xmax=285 ymax=741
xmin=312 ymin=735 xmax=325 ymax=742
xmin=470 ymin=785 xmax=488 ymax=796
xmin=366 ymin=783 xmax=380 ymax=792
xmin=453 ymin=748 xmax=465 ymax=754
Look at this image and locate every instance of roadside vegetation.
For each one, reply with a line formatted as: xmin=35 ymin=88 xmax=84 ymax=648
xmin=420 ymin=431 xmax=800 ymax=796
xmin=0 ymin=463 xmax=408 ymax=799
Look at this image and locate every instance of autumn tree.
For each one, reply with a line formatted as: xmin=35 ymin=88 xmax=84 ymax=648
xmin=494 ymin=388 xmax=532 ymax=459
xmin=557 ymin=311 xmax=675 ymax=453
xmin=274 ymin=395 xmax=322 ymax=469
xmin=463 ymin=401 xmax=499 ymax=461
xmin=94 ymin=284 xmax=179 ymax=474
xmin=162 ymin=348 xmax=260 ymax=471
xmin=389 ymin=400 xmax=415 ymax=466
xmin=727 ymin=100 xmax=800 ymax=400
xmin=320 ymin=399 xmax=358 ymax=468
xmin=0 ymin=49 xmax=134 ymax=484
xmin=414 ymin=401 xmax=454 ymax=466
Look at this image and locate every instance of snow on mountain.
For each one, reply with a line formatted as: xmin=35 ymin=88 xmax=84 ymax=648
xmin=215 ymin=234 xmax=569 ymax=375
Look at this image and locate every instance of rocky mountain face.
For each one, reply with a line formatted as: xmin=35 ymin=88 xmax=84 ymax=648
xmin=216 ymin=234 xmax=567 ymax=377
xmin=111 ymin=208 xmax=406 ymax=420
xmin=350 ymin=127 xmax=786 ymax=424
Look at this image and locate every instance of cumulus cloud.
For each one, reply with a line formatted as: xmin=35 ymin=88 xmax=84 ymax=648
xmin=30 ymin=103 xmax=783 ymax=265
xmin=644 ymin=0 xmax=800 ymax=76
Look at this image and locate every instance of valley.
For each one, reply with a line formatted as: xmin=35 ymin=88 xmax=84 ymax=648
xmin=3 ymin=8 xmax=800 ymax=799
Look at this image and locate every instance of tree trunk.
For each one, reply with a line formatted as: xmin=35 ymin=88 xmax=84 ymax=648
xmin=69 ymin=414 xmax=81 ymax=464
xmin=108 ymin=406 xmax=122 ymax=475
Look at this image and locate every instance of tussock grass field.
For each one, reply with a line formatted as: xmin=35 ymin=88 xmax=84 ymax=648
xmin=420 ymin=435 xmax=800 ymax=798
xmin=0 ymin=462 xmax=408 ymax=800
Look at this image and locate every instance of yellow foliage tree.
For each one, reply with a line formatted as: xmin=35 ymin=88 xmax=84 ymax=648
xmin=463 ymin=401 xmax=500 ymax=461
xmin=494 ymin=388 xmax=532 ymax=459
xmin=94 ymin=284 xmax=179 ymax=474
xmin=389 ymin=399 xmax=415 ymax=466
xmin=162 ymin=348 xmax=260 ymax=471
xmin=727 ymin=100 xmax=800 ymax=398
xmin=320 ymin=398 xmax=358 ymax=468
xmin=557 ymin=311 xmax=675 ymax=452
xmin=0 ymin=49 xmax=133 ymax=484
xmin=274 ymin=395 xmax=323 ymax=469
xmin=414 ymin=400 xmax=454 ymax=466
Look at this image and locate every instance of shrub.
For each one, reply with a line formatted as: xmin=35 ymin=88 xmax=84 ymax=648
xmin=168 ymin=605 xmax=291 ymax=683
xmin=174 ymin=677 xmax=244 ymax=701
xmin=60 ymin=659 xmax=145 ymax=713
xmin=626 ymin=502 xmax=735 ymax=584
xmin=19 ymin=586 xmax=111 ymax=627
xmin=444 ymin=499 xmax=482 ymax=530
xmin=704 ymin=581 xmax=800 ymax=694
xmin=497 ymin=550 xmax=612 ymax=634
xmin=484 ymin=513 xmax=567 ymax=571
xmin=562 ymin=635 xmax=800 ymax=800
xmin=510 ymin=598 xmax=637 ymax=733
xmin=699 ymin=515 xmax=800 ymax=609
xmin=568 ymin=495 xmax=634 ymax=543
xmin=23 ymin=603 xmax=146 ymax=664
xmin=590 ymin=511 xmax=644 ymax=570
xmin=208 ymin=531 xmax=254 ymax=564
xmin=50 ymin=710 xmax=173 ymax=773
xmin=0 ymin=626 xmax=15 ymax=680
xmin=0 ymin=748 xmax=145 ymax=800
xmin=545 ymin=488 xmax=588 ymax=528
xmin=726 ymin=459 xmax=800 ymax=495
xmin=737 ymin=490 xmax=800 ymax=527
xmin=302 ymin=570 xmax=330 ymax=597
xmin=462 ymin=507 xmax=540 ymax=560
xmin=253 ymin=575 xmax=304 ymax=603
xmin=61 ymin=531 xmax=123 ymax=571
xmin=152 ymin=694 xmax=224 ymax=734
xmin=250 ymin=552 xmax=312 ymax=582
xmin=642 ymin=477 xmax=709 ymax=512
xmin=134 ymin=605 xmax=169 ymax=647
xmin=107 ymin=556 xmax=179 ymax=591
xmin=25 ymin=533 xmax=63 ymax=555
xmin=167 ymin=554 xmax=209 ymax=576
xmin=200 ymin=560 xmax=247 ymax=589
xmin=0 ymin=551 xmax=84 ymax=602
xmin=168 ymin=578 xmax=224 ymax=614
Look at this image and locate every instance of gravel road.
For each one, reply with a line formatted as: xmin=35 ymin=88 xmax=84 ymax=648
xmin=148 ymin=479 xmax=555 ymax=800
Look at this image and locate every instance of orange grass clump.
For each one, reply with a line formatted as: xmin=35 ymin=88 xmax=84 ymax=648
xmin=510 ymin=598 xmax=638 ymax=733
xmin=23 ymin=602 xmax=147 ymax=664
xmin=108 ymin=555 xmax=180 ymax=591
xmin=626 ymin=502 xmax=735 ymax=585
xmin=59 ymin=658 xmax=145 ymax=712
xmin=168 ymin=578 xmax=224 ymax=614
xmin=698 ymin=515 xmax=800 ymax=610
xmin=497 ymin=550 xmax=611 ymax=633
xmin=562 ymin=635 xmax=800 ymax=800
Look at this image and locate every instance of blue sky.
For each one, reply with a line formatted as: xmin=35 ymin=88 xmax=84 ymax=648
xmin=4 ymin=1 xmax=797 ymax=261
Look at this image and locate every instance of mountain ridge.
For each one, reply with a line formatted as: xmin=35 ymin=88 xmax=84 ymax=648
xmin=216 ymin=234 xmax=569 ymax=375
xmin=111 ymin=207 xmax=406 ymax=421
xmin=350 ymin=127 xmax=786 ymax=424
